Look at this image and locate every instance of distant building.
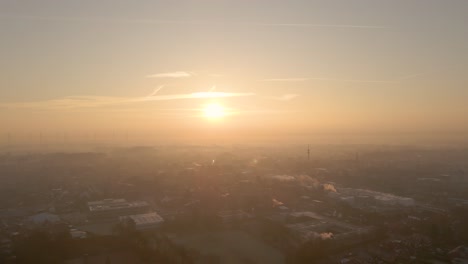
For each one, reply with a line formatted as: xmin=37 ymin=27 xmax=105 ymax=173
xmin=119 ymin=212 xmax=164 ymax=231
xmin=28 ymin=212 xmax=61 ymax=226
xmin=70 ymin=229 xmax=87 ymax=239
xmin=87 ymin=199 xmax=149 ymax=222
xmin=267 ymin=211 xmax=373 ymax=246
xmin=330 ymin=188 xmax=415 ymax=208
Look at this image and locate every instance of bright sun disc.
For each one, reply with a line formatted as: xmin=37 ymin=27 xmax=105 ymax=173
xmin=204 ymin=103 xmax=225 ymax=119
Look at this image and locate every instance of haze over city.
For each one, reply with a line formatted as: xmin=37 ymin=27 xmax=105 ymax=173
xmin=1 ymin=1 xmax=468 ymax=264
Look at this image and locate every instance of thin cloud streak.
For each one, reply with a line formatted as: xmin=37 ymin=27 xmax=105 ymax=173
xmin=398 ymin=73 xmax=426 ymax=81
xmin=148 ymin=85 xmax=165 ymax=97
xmin=142 ymin=92 xmax=255 ymax=101
xmin=311 ymin=78 xmax=396 ymax=83
xmin=269 ymin=94 xmax=300 ymax=101
xmin=262 ymin=78 xmax=309 ymax=82
xmin=250 ymin=22 xmax=389 ymax=29
xmin=146 ymin=72 xmax=194 ymax=78
xmin=261 ymin=77 xmax=397 ymax=83
xmin=0 ymin=91 xmax=255 ymax=110
xmin=280 ymin=94 xmax=299 ymax=101
xmin=0 ymin=14 xmax=197 ymax=25
xmin=0 ymin=14 xmax=389 ymax=30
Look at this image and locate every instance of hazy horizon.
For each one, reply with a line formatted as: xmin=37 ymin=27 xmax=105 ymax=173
xmin=1 ymin=0 xmax=468 ymax=145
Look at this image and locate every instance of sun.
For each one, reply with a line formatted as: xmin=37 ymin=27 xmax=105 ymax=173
xmin=203 ymin=103 xmax=225 ymax=119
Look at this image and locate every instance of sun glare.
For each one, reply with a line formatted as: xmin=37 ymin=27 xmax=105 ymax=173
xmin=203 ymin=103 xmax=225 ymax=119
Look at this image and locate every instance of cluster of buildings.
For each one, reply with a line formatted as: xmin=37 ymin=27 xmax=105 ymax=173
xmin=86 ymin=198 xmax=164 ymax=232
xmin=1 ymin=146 xmax=467 ymax=263
xmin=0 ymin=198 xmax=164 ymax=246
xmin=265 ymin=210 xmax=374 ymax=248
xmin=329 ymin=188 xmax=415 ymax=209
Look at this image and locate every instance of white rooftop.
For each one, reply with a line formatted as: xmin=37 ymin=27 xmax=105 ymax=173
xmin=120 ymin=212 xmax=164 ymax=227
xmin=88 ymin=199 xmax=149 ymax=212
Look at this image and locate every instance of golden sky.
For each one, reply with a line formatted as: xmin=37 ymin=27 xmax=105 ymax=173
xmin=1 ymin=1 xmax=467 ymax=144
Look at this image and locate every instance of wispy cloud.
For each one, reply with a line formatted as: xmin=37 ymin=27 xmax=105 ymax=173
xmin=0 ymin=91 xmax=255 ymax=110
xmin=0 ymin=14 xmax=389 ymax=30
xmin=262 ymin=78 xmax=309 ymax=82
xmin=249 ymin=22 xmax=389 ymax=29
xmin=146 ymin=71 xmax=194 ymax=78
xmin=208 ymin=74 xmax=226 ymax=77
xmin=271 ymin=94 xmax=300 ymax=101
xmin=261 ymin=77 xmax=396 ymax=83
xmin=310 ymin=77 xmax=396 ymax=83
xmin=189 ymin=92 xmax=254 ymax=99
xmin=0 ymin=14 xmax=198 ymax=25
xmin=397 ymin=73 xmax=426 ymax=81
xmin=147 ymin=85 xmax=165 ymax=97
xmin=277 ymin=94 xmax=299 ymax=101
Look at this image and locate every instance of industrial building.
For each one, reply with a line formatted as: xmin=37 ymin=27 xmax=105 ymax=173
xmin=119 ymin=212 xmax=164 ymax=231
xmin=266 ymin=210 xmax=373 ymax=248
xmin=330 ymin=188 xmax=415 ymax=208
xmin=87 ymin=198 xmax=150 ymax=222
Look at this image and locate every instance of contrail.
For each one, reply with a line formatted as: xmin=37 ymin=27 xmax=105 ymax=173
xmin=262 ymin=77 xmax=396 ymax=83
xmin=148 ymin=85 xmax=165 ymax=97
xmin=248 ymin=22 xmax=389 ymax=29
xmin=0 ymin=91 xmax=256 ymax=110
xmin=0 ymin=14 xmax=389 ymax=29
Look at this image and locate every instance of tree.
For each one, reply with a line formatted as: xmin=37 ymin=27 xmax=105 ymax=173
xmin=14 ymin=230 xmax=71 ymax=264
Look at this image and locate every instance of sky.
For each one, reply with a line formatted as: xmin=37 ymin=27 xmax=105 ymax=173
xmin=1 ymin=0 xmax=467 ymax=144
